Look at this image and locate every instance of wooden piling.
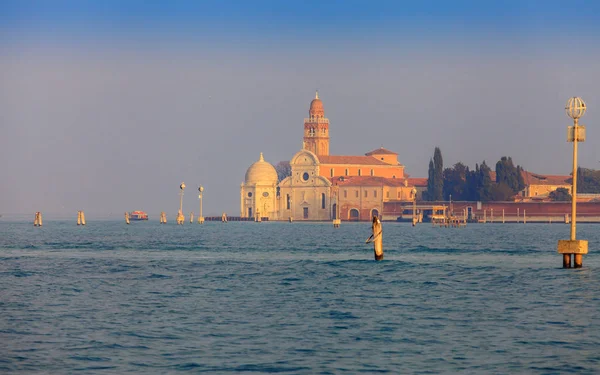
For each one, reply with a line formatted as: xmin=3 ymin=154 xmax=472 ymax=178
xmin=34 ymin=212 xmax=42 ymax=226
xmin=366 ymin=216 xmax=383 ymax=261
xmin=222 ymin=212 xmax=228 ymax=223
xmin=125 ymin=212 xmax=130 ymax=224
xmin=574 ymin=254 xmax=583 ymax=268
xmin=190 ymin=212 xmax=194 ymax=224
xmin=563 ymin=254 xmax=572 ymax=268
xmin=77 ymin=211 xmax=81 ymax=225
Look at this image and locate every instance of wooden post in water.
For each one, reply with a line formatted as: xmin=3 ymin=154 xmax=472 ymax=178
xmin=502 ymin=209 xmax=505 ymax=224
xmin=523 ymin=210 xmax=526 ymax=224
xmin=222 ymin=212 xmax=228 ymax=223
xmin=81 ymin=211 xmax=86 ymax=225
xmin=366 ymin=216 xmax=383 ymax=261
xmin=125 ymin=212 xmax=130 ymax=225
xmin=160 ymin=211 xmax=167 ymax=224
xmin=189 ymin=212 xmax=194 ymax=224
xmin=34 ymin=212 xmax=42 ymax=226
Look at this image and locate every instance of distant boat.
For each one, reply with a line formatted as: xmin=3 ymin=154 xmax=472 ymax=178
xmin=129 ymin=211 xmax=148 ymax=221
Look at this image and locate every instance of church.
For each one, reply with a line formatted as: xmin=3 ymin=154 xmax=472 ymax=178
xmin=241 ymin=92 xmax=420 ymax=221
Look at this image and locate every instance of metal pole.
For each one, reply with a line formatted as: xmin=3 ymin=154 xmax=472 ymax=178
xmin=571 ymin=118 xmax=578 ymax=241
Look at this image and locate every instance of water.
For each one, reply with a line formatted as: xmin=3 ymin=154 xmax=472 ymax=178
xmin=1 ymin=221 xmax=600 ymax=374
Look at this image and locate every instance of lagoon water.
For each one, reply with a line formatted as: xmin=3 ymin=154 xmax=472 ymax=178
xmin=1 ymin=220 xmax=600 ymax=374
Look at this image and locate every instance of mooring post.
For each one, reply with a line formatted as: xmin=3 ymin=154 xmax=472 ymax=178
xmin=366 ymin=216 xmax=383 ymax=261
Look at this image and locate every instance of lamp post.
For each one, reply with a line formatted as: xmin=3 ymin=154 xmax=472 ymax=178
xmin=411 ymin=187 xmax=417 ymax=226
xmin=558 ymin=97 xmax=588 ymax=268
xmin=198 ymin=185 xmax=204 ymax=224
xmin=177 ymin=182 xmax=185 ymax=225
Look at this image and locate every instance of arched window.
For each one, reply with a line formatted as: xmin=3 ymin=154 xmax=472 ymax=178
xmin=345 ymin=169 xmax=349 ymax=176
xmin=370 ymin=169 xmax=374 ymax=176
xmin=330 ymin=168 xmax=334 ymax=177
xmin=321 ymin=193 xmax=326 ymax=209
xmin=349 ymin=209 xmax=360 ymax=221
xmin=286 ymin=194 xmax=291 ymax=210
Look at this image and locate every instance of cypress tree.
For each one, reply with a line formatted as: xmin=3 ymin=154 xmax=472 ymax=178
xmin=433 ymin=147 xmax=444 ymax=200
xmin=426 ymin=159 xmax=434 ymax=201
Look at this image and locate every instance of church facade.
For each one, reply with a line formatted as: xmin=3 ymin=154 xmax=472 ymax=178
xmin=241 ymin=92 xmax=417 ymax=221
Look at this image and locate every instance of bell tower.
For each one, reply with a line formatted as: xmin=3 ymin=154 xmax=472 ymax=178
xmin=303 ymin=91 xmax=330 ymax=156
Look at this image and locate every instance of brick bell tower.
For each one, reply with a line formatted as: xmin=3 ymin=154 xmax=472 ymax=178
xmin=303 ymin=91 xmax=330 ymax=156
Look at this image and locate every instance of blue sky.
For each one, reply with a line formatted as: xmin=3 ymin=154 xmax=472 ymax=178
xmin=1 ymin=1 xmax=600 ymax=218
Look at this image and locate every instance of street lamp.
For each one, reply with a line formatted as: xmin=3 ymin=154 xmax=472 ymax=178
xmin=198 ymin=185 xmax=205 ymax=224
xmin=558 ymin=97 xmax=588 ymax=268
xmin=177 ymin=182 xmax=185 ymax=225
xmin=411 ymin=187 xmax=417 ymax=226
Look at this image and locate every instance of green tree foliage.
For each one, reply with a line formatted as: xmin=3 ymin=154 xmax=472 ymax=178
xmin=488 ymin=182 xmax=515 ymax=201
xmin=477 ymin=161 xmax=493 ymax=201
xmin=443 ymin=162 xmax=469 ymax=200
xmin=495 ymin=156 xmax=525 ymax=194
xmin=425 ymin=147 xmax=444 ymax=201
xmin=275 ymin=161 xmax=291 ymax=182
xmin=549 ymin=187 xmax=572 ymax=201
xmin=576 ymin=167 xmax=600 ymax=193
xmin=425 ymin=159 xmax=435 ymax=201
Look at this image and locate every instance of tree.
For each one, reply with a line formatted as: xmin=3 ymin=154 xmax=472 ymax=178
xmin=443 ymin=162 xmax=469 ymax=201
xmin=577 ymin=167 xmax=600 ymax=193
xmin=433 ymin=147 xmax=444 ymax=201
xmin=549 ymin=187 xmax=572 ymax=201
xmin=275 ymin=161 xmax=291 ymax=182
xmin=477 ymin=161 xmax=493 ymax=201
xmin=425 ymin=159 xmax=434 ymax=200
xmin=495 ymin=156 xmax=525 ymax=194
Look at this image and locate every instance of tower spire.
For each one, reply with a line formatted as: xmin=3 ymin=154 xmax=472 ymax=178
xmin=315 ymin=90 xmax=319 ymax=100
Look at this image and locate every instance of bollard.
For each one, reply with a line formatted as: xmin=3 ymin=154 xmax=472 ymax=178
xmin=366 ymin=216 xmax=383 ymax=261
xmin=176 ymin=210 xmax=184 ymax=225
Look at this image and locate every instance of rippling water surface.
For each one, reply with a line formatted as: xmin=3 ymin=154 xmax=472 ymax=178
xmin=1 ymin=220 xmax=600 ymax=373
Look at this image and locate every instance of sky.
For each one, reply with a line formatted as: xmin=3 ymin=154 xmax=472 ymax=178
xmin=2 ymin=1 xmax=600 ymax=219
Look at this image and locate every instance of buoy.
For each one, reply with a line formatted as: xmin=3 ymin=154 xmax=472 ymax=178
xmin=366 ymin=216 xmax=383 ymax=261
xmin=125 ymin=212 xmax=130 ymax=225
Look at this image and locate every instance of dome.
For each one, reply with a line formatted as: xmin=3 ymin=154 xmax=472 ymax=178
xmin=309 ymin=91 xmax=324 ymax=117
xmin=244 ymin=152 xmax=278 ymax=185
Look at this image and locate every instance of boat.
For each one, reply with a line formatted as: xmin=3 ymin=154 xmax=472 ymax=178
xmin=129 ymin=211 xmax=149 ymax=221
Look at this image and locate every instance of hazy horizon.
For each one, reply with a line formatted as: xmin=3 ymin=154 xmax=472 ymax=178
xmin=2 ymin=1 xmax=600 ymax=218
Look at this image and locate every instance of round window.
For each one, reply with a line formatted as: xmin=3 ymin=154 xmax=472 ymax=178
xmin=262 ymin=192 xmax=269 ymax=197
xmin=302 ymin=172 xmax=309 ymax=181
xmin=247 ymin=192 xmax=253 ymax=197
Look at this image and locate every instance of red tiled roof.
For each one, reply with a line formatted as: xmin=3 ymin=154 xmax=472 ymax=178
xmin=491 ymin=170 xmax=570 ymax=186
xmin=329 ymin=176 xmax=409 ymax=187
xmin=319 ymin=155 xmax=391 ymax=165
xmin=365 ymin=147 xmax=398 ymax=156
xmin=522 ymin=171 xmax=570 ymax=186
xmin=407 ymin=178 xmax=428 ymax=187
